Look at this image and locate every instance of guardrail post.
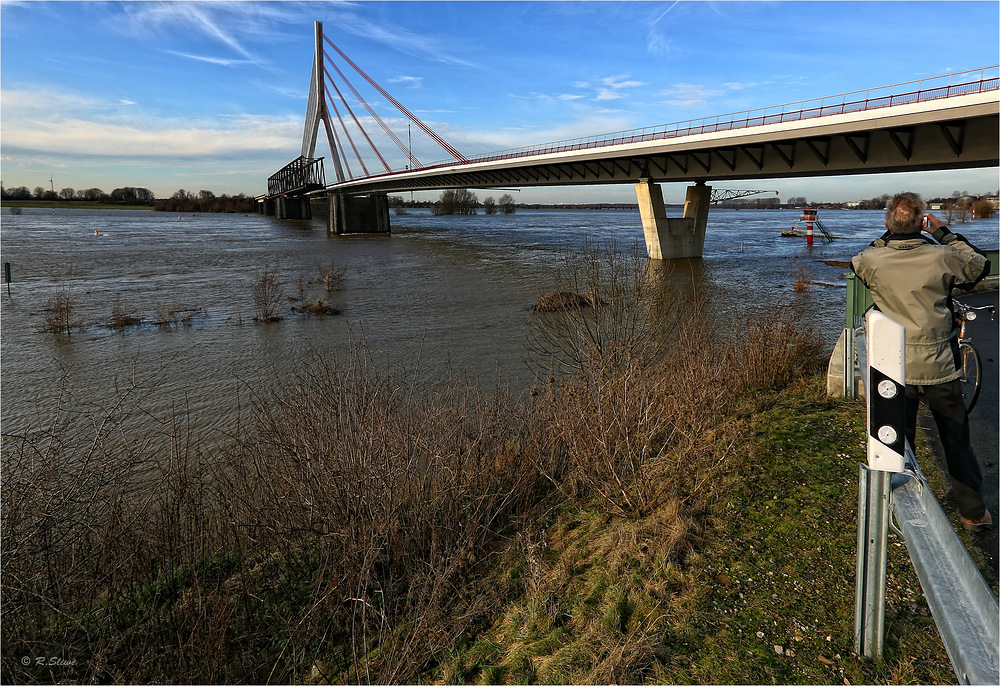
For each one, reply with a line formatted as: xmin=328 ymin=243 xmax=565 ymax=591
xmin=854 ymin=310 xmax=908 ymax=659
xmin=854 ymin=463 xmax=892 ymax=658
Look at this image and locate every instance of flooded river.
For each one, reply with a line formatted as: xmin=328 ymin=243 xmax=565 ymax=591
xmin=2 ymin=206 xmax=997 ymax=445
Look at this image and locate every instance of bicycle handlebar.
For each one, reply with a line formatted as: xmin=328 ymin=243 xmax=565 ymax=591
xmin=954 ymin=302 xmax=996 ymax=322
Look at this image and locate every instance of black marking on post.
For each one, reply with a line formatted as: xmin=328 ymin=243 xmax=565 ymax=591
xmin=868 ymin=366 xmax=906 ymax=452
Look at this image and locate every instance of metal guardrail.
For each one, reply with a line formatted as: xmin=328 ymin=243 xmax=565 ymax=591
xmin=853 ymin=314 xmax=999 ymax=684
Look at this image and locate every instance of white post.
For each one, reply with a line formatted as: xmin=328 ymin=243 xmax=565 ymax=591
xmin=854 ymin=309 xmax=907 ymax=659
xmin=865 ymin=310 xmax=907 ymax=474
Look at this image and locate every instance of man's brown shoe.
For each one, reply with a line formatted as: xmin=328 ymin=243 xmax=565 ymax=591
xmin=960 ymin=509 xmax=993 ymax=532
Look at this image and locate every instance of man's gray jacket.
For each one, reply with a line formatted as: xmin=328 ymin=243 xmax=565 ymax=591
xmin=851 ymin=228 xmax=990 ymax=385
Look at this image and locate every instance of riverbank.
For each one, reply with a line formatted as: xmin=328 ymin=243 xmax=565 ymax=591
xmin=2 ymin=344 xmax=967 ymax=685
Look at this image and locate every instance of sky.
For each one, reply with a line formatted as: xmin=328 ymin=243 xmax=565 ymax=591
xmin=1 ymin=0 xmax=998 ymax=204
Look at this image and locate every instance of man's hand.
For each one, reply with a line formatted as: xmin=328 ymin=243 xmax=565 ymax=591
xmin=922 ymin=212 xmax=946 ymax=233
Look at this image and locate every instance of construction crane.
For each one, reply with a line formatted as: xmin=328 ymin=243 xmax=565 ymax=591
xmin=710 ymin=188 xmax=778 ymax=204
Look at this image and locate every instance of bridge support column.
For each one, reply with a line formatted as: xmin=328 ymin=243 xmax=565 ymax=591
xmin=258 ymin=198 xmax=277 ymax=216
xmin=277 ymin=196 xmax=312 ymax=220
xmin=328 ymin=192 xmax=391 ymax=236
xmin=635 ymin=180 xmax=711 ymax=259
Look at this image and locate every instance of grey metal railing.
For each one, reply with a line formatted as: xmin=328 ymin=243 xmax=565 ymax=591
xmin=853 ymin=315 xmax=999 ymax=684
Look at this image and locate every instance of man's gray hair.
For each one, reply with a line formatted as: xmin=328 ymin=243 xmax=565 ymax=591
xmin=885 ymin=192 xmax=926 ymax=234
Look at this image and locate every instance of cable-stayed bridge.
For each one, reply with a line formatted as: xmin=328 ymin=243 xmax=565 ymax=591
xmin=261 ymin=22 xmax=998 ymax=259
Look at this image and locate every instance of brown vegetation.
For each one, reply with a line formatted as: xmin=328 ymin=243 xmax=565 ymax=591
xmin=251 ymin=266 xmax=285 ymax=322
xmin=40 ymin=290 xmax=80 ymax=334
xmin=108 ymin=295 xmax=143 ymax=329
xmin=526 ymin=240 xmax=679 ymax=375
xmin=293 ymin=299 xmax=340 ymax=316
xmin=4 ymin=242 xmax=834 ymax=684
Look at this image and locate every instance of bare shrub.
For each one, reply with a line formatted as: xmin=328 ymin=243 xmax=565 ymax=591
xmin=530 ymin=307 xmax=738 ymax=519
xmin=724 ymin=307 xmax=826 ymax=393
xmin=1 ymin=371 xmax=226 ymax=683
xmin=109 ymin=295 xmax=143 ymax=329
xmin=525 ymin=239 xmax=678 ymax=377
xmin=320 ymin=263 xmax=345 ymax=291
xmin=154 ymin=300 xmax=180 ymax=326
xmin=217 ymin=349 xmax=543 ymax=683
xmin=41 ymin=290 xmax=80 ymax=334
xmin=251 ymin=265 xmax=284 ymax=322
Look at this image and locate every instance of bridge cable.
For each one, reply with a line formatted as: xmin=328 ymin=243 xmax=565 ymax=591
xmin=322 ymin=93 xmax=356 ymax=180
xmin=324 ymin=61 xmax=411 ymax=170
xmin=323 ymin=65 xmax=392 ymax=173
xmin=323 ymin=88 xmax=370 ymax=178
xmin=323 ymin=34 xmax=468 ymax=163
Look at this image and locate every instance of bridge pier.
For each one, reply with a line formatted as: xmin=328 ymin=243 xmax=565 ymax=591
xmin=328 ymin=191 xmax=390 ymax=236
xmin=634 ymin=180 xmax=711 ymax=259
xmin=257 ymin=198 xmax=277 ymax=217
xmin=276 ymin=196 xmax=312 ymax=220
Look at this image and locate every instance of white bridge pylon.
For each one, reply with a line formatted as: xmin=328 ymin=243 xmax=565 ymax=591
xmin=300 ymin=21 xmax=468 ymax=186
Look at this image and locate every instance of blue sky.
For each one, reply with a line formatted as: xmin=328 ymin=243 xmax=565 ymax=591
xmin=2 ymin=1 xmax=998 ymax=203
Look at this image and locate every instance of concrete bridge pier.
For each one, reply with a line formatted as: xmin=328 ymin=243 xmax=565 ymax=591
xmin=328 ymin=191 xmax=391 ymax=236
xmin=257 ymin=198 xmax=277 ymax=217
xmin=276 ymin=196 xmax=312 ymax=220
xmin=635 ymin=180 xmax=711 ymax=259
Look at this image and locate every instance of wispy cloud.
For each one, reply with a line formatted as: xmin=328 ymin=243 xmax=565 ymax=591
xmin=659 ymin=83 xmax=723 ymax=106
xmin=388 ymin=75 xmax=425 ymax=89
xmin=166 ymin=50 xmax=257 ymax=67
xmin=117 ymin=1 xmax=258 ymax=61
xmin=645 ymin=0 xmax=682 ymax=55
xmin=595 ymin=75 xmax=646 ymax=101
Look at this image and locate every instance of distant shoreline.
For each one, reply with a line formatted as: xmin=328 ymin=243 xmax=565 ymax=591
xmin=2 ymin=200 xmax=154 ymax=211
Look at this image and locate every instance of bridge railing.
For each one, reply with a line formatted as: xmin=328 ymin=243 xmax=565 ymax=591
xmin=267 ymin=156 xmax=326 ymax=197
xmin=425 ymin=65 xmax=998 ymax=170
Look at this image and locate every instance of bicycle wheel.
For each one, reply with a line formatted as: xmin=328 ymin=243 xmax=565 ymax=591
xmin=958 ymin=341 xmax=982 ymax=413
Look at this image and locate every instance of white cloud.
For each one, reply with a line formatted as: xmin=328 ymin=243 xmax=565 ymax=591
xmin=1 ymin=87 xmax=300 ymax=161
xmin=659 ymin=83 xmax=724 ymax=106
xmin=388 ymin=75 xmax=425 ymax=89
xmin=595 ymin=75 xmax=646 ymax=101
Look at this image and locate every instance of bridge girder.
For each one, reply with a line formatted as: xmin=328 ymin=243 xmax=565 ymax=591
xmin=322 ymin=98 xmax=998 ymax=196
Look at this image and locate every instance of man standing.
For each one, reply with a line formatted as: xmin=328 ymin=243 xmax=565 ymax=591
xmin=852 ymin=191 xmax=992 ymax=531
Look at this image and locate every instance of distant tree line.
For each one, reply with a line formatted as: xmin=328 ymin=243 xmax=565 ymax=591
xmin=153 ymin=189 xmax=256 ymax=213
xmin=1 ymin=184 xmax=256 ymax=213
xmin=1 ymin=185 xmax=155 ymax=204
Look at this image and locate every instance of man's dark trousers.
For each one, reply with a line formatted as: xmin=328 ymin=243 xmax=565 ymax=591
xmin=904 ymin=380 xmax=985 ymax=519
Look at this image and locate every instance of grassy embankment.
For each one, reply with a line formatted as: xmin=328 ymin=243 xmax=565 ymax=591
xmin=2 ymin=245 xmax=980 ymax=684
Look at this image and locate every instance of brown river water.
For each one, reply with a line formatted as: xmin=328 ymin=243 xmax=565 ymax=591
xmin=2 ymin=206 xmax=997 ymax=450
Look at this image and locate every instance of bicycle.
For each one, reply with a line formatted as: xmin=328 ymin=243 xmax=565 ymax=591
xmin=954 ymin=300 xmax=995 ymax=413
